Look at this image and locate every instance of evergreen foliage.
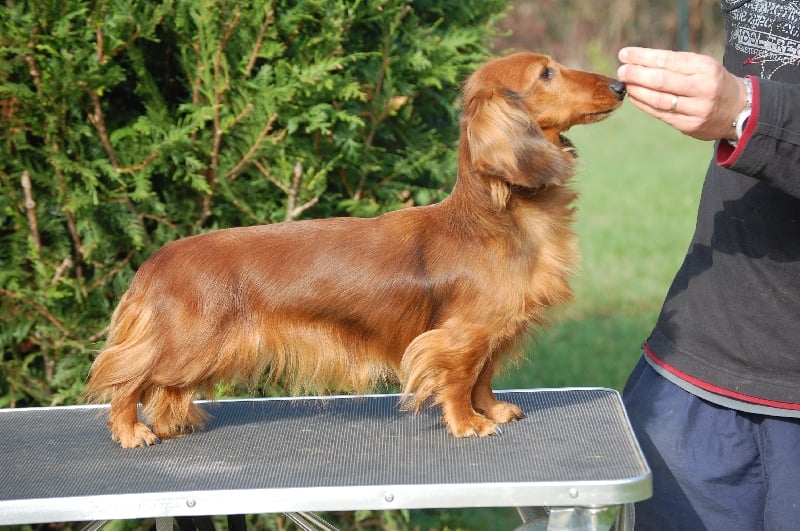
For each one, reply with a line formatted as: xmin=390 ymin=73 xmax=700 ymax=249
xmin=0 ymin=0 xmax=507 ymax=408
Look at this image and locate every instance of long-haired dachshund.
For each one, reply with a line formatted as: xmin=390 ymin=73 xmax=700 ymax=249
xmin=85 ymin=52 xmax=625 ymax=447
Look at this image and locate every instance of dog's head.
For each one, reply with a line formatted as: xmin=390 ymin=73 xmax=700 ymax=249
xmin=460 ymin=52 xmax=625 ymax=207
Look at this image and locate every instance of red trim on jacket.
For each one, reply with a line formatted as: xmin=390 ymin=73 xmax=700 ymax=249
xmin=643 ymin=343 xmax=800 ymax=411
xmin=717 ymin=75 xmax=760 ymax=167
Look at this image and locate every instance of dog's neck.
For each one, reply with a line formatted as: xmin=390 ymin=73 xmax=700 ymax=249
xmin=445 ymin=166 xmax=576 ymax=223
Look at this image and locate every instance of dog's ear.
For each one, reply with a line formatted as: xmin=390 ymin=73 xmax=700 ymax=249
xmin=464 ymin=88 xmax=573 ymax=207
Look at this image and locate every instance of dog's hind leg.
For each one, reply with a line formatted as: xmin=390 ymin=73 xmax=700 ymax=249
xmin=144 ymin=386 xmax=209 ymax=441
xmin=108 ymin=387 xmax=161 ymax=448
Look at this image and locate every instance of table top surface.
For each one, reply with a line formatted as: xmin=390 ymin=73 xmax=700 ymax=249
xmin=0 ymin=388 xmax=651 ymax=525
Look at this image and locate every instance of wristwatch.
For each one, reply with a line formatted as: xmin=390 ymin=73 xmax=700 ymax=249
xmin=728 ymin=77 xmax=752 ymax=147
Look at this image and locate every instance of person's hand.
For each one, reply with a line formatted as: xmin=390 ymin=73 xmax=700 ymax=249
xmin=617 ymin=47 xmax=748 ymax=141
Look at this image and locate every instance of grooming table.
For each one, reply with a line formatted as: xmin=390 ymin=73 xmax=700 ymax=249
xmin=0 ymin=388 xmax=650 ymax=530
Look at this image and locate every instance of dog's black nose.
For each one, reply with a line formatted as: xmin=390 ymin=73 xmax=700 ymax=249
xmin=610 ymin=80 xmax=627 ymax=100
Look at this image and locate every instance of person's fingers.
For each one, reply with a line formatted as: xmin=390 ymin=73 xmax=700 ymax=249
xmin=624 ymin=84 xmax=698 ymax=115
xmin=617 ymin=64 xmax=695 ymax=97
xmin=618 ymin=46 xmax=748 ymax=141
xmin=618 ymin=47 xmax=713 ymax=75
xmin=618 ymin=47 xmax=724 ymax=100
xmin=625 ymin=94 xmax=711 ymax=139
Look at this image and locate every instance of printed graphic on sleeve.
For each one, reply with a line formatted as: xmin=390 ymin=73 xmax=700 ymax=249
xmin=727 ymin=0 xmax=800 ymax=78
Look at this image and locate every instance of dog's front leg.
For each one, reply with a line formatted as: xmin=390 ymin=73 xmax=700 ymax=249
xmin=439 ymin=380 xmax=502 ymax=437
xmin=471 ymin=354 xmax=525 ymax=424
xmin=400 ymin=326 xmax=501 ymax=437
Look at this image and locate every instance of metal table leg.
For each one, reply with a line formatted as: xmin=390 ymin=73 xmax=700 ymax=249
xmin=516 ymin=504 xmax=634 ymax=531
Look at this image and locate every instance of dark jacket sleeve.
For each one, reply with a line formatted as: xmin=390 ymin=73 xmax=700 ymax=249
xmin=718 ymin=76 xmax=800 ymax=199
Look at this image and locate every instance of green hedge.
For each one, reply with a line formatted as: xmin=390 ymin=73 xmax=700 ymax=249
xmin=0 ymin=0 xmax=508 ymax=408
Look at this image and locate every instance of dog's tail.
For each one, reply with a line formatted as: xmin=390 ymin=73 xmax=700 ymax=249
xmin=85 ymin=283 xmax=214 ymax=443
xmin=83 ymin=288 xmax=161 ymax=404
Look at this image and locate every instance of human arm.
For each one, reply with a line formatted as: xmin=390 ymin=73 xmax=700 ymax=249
xmin=617 ymin=46 xmax=800 ymax=198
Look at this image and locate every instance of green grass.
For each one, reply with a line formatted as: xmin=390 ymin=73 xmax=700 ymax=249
xmin=496 ymin=102 xmax=710 ymax=391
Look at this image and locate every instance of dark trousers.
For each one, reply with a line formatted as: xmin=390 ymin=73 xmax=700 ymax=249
xmin=623 ymin=356 xmax=800 ymax=531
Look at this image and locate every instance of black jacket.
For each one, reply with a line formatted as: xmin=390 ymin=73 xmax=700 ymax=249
xmin=645 ymin=0 xmax=800 ymax=416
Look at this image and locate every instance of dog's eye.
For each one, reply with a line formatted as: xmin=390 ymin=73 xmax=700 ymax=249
xmin=539 ymin=67 xmax=556 ymax=81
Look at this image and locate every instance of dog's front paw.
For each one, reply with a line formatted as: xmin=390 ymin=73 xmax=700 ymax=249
xmin=446 ymin=412 xmax=502 ymax=437
xmin=482 ymin=400 xmax=525 ymax=424
xmin=112 ymin=422 xmax=161 ymax=448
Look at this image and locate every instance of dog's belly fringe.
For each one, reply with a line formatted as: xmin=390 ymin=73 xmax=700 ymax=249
xmin=226 ymin=322 xmax=400 ymax=395
xmin=88 ymin=303 xmax=401 ymax=405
